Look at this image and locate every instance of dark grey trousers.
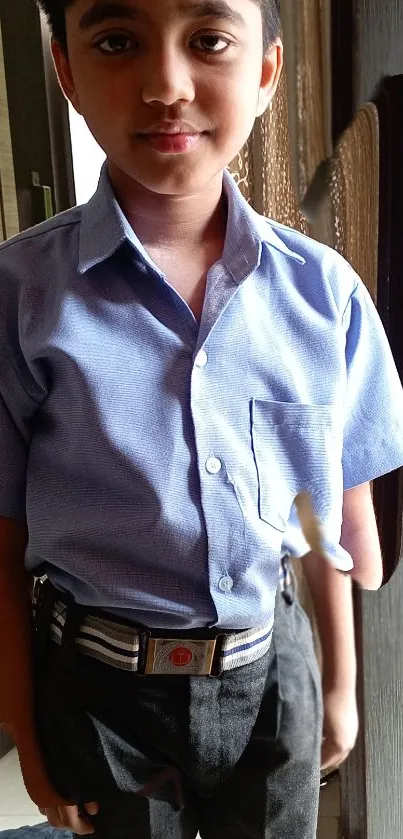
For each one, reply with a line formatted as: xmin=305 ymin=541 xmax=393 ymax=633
xmin=34 ymin=589 xmax=322 ymax=839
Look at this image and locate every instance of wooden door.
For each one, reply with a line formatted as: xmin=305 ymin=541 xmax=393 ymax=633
xmin=0 ymin=0 xmax=75 ymax=231
xmin=0 ymin=14 xmax=18 ymax=759
xmin=0 ymin=17 xmax=18 ymax=242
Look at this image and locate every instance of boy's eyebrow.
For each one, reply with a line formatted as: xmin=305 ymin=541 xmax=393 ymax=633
xmin=78 ymin=0 xmax=246 ymax=31
xmin=79 ymin=2 xmax=143 ymax=30
xmin=78 ymin=0 xmax=139 ymax=29
xmin=178 ymin=1 xmax=246 ymax=26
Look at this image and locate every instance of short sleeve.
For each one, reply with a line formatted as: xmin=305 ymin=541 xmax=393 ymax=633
xmin=342 ymin=278 xmax=403 ymax=489
xmin=0 ymin=393 xmax=30 ymax=520
xmin=0 ymin=251 xmax=44 ymax=520
xmin=0 ymin=347 xmax=43 ymax=521
xmin=281 ymin=501 xmax=354 ymax=570
xmin=282 ymin=269 xmax=403 ymax=565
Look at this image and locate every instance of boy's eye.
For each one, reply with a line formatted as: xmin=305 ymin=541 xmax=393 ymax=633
xmin=95 ymin=34 xmax=135 ymax=54
xmin=191 ymin=34 xmax=231 ymax=53
xmin=93 ymin=32 xmax=231 ymax=56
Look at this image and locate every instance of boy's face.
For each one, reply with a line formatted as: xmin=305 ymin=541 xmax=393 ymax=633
xmin=53 ymin=0 xmax=283 ymax=196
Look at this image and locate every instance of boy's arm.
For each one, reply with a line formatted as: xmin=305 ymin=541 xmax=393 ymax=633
xmin=341 ymin=482 xmax=383 ymax=590
xmin=301 ymin=551 xmax=358 ymax=770
xmin=300 ymin=481 xmax=381 ymax=768
xmin=0 ymin=517 xmax=100 ymax=834
xmin=0 ymin=516 xmax=68 ymax=808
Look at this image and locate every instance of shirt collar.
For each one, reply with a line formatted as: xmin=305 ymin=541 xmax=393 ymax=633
xmin=78 ymin=162 xmax=155 ymax=275
xmin=221 ymin=170 xmax=305 ymax=283
xmin=78 ymin=162 xmax=305 ymax=277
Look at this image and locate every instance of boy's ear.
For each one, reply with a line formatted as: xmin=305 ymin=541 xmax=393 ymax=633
xmin=256 ymin=39 xmax=283 ymax=118
xmin=51 ymin=38 xmax=82 ymax=115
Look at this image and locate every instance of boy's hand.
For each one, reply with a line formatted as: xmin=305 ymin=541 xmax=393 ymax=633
xmin=39 ymin=802 xmax=99 ymax=835
xmin=321 ymin=686 xmax=359 ymax=770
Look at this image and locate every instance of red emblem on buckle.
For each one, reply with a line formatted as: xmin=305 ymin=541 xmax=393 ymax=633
xmin=169 ymin=646 xmax=193 ymax=667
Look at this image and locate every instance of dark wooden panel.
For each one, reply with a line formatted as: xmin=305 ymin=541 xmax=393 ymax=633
xmin=372 ymin=76 xmax=403 ymax=584
xmin=40 ymin=18 xmax=76 ymax=212
xmin=345 ymin=5 xmax=403 ymax=838
xmin=331 ymin=0 xmax=354 ymax=143
xmin=360 ymin=73 xmax=403 ymax=839
xmin=353 ymin=0 xmax=403 ymax=105
xmin=0 ymin=0 xmax=75 ymax=228
xmin=340 ymin=589 xmax=368 ymax=839
xmin=0 ymin=0 xmax=55 ymax=229
xmin=361 ymin=563 xmax=403 ymax=838
xmin=332 ymin=4 xmax=403 ymax=837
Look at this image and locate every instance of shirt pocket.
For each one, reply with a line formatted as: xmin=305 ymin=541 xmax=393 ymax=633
xmin=251 ymin=399 xmax=342 ymax=533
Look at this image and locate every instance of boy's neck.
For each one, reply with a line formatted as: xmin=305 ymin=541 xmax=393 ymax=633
xmin=107 ymin=163 xmax=227 ymax=252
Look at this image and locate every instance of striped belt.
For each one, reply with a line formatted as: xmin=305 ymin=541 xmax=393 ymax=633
xmin=48 ymin=600 xmax=274 ymax=676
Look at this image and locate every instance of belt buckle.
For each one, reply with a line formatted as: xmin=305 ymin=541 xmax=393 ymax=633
xmin=145 ymin=637 xmax=217 ymax=676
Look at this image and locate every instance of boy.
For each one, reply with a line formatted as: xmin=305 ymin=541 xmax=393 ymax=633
xmin=1 ymin=0 xmax=402 ymax=837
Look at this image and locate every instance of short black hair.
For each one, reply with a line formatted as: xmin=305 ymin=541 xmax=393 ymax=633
xmin=35 ymin=0 xmax=281 ymax=54
xmin=260 ymin=0 xmax=281 ymax=50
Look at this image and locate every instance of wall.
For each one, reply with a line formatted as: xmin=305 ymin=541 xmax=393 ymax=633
xmin=68 ymin=105 xmax=105 ymax=205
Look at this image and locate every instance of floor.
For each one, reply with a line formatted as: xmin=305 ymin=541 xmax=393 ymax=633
xmin=0 ymin=747 xmax=341 ymax=837
xmin=0 ymin=749 xmax=43 ymax=831
xmin=317 ymin=782 xmax=341 ymax=839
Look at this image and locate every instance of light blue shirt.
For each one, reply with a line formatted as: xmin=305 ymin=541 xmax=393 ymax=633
xmin=1 ymin=166 xmax=403 ymax=629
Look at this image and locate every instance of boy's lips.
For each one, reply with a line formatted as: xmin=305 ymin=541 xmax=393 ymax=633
xmin=138 ymin=120 xmax=205 ymax=135
xmin=136 ymin=121 xmax=208 ymax=154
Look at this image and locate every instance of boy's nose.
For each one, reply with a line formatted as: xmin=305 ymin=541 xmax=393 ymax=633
xmin=142 ymin=52 xmax=195 ymax=107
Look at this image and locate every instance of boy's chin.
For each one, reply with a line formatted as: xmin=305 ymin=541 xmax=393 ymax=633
xmin=107 ymin=148 xmax=227 ymax=197
xmin=128 ymin=167 xmax=224 ymax=197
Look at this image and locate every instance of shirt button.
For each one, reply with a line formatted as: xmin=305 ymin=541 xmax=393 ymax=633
xmin=195 ymin=349 xmax=208 ymax=368
xmin=205 ymin=456 xmax=222 ymax=475
xmin=219 ymin=576 xmax=234 ymax=593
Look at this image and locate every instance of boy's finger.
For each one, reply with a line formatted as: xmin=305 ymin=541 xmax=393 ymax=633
xmin=43 ymin=807 xmax=61 ymax=828
xmin=84 ymin=802 xmax=100 ymax=816
xmin=42 ymin=801 xmax=99 ymax=833
xmin=56 ymin=805 xmax=96 ymax=835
